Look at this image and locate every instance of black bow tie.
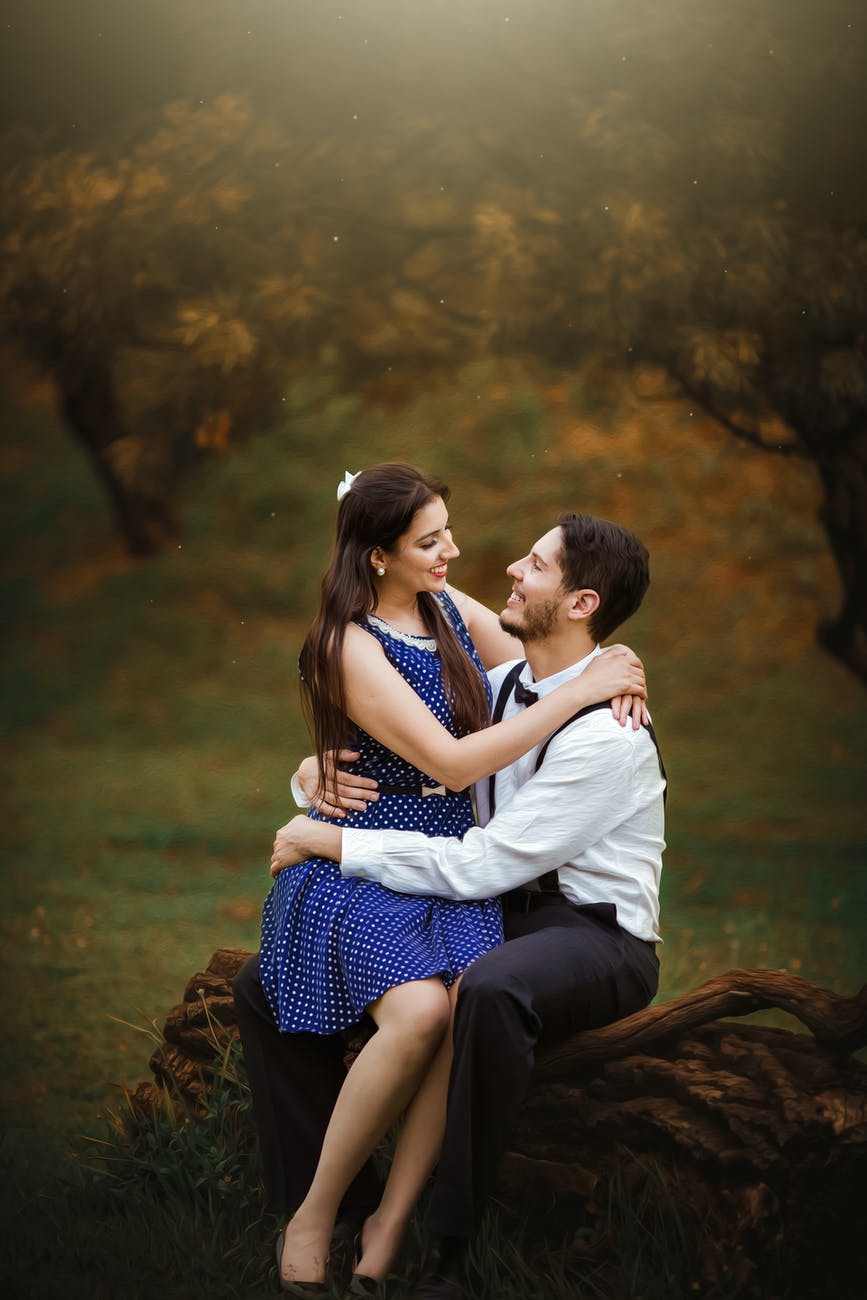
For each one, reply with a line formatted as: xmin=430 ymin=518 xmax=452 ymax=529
xmin=514 ymin=678 xmax=539 ymax=707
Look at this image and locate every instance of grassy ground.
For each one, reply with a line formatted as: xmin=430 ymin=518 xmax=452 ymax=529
xmin=1 ymin=361 xmax=865 ymax=1296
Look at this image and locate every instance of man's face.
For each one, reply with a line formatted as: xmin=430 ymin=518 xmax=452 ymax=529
xmin=499 ymin=526 xmax=571 ymax=643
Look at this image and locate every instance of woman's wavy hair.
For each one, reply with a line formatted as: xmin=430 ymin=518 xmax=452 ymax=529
xmin=299 ymin=464 xmax=490 ymax=795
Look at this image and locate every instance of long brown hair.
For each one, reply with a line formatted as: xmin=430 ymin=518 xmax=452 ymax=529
xmin=299 ymin=464 xmax=490 ymax=796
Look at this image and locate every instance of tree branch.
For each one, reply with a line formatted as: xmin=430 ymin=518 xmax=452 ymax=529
xmin=667 ymin=370 xmax=807 ymax=457
xmin=535 ymin=968 xmax=867 ymax=1081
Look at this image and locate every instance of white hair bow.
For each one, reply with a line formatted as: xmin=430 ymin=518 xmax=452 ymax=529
xmin=336 ymin=470 xmax=360 ymax=502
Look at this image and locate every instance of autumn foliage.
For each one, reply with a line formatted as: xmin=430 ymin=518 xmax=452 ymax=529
xmin=0 ymin=1 xmax=865 ymax=675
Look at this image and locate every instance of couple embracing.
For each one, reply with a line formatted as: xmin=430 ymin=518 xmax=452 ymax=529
xmin=233 ymin=463 xmax=665 ymax=1298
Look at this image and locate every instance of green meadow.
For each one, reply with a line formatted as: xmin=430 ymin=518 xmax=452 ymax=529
xmin=1 ymin=365 xmax=865 ymax=1296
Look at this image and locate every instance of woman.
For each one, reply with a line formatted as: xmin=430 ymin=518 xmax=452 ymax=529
xmin=255 ymin=465 xmax=645 ymax=1295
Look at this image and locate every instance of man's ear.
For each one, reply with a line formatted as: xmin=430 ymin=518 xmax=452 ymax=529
xmin=567 ymin=588 xmax=600 ymax=622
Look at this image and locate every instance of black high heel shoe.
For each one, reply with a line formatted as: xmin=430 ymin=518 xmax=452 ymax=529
xmin=275 ymin=1227 xmax=328 ymax=1297
xmin=346 ymin=1272 xmax=379 ymax=1296
xmin=346 ymin=1227 xmax=382 ymax=1296
xmin=348 ymin=1222 xmax=392 ymax=1294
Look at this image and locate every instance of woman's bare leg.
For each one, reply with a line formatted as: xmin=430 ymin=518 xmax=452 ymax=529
xmin=354 ymin=978 xmax=461 ymax=1282
xmin=277 ymin=977 xmax=450 ymax=1285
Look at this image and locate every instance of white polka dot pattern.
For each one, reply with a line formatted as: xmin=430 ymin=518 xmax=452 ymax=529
xmin=259 ymin=591 xmax=503 ymax=1034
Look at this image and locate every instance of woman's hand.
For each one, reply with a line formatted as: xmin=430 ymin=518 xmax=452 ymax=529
xmin=577 ymin=645 xmax=646 ymax=709
xmin=270 ymin=816 xmax=316 ymax=877
xmin=296 ymin=750 xmax=379 ymax=819
xmin=611 ymin=694 xmax=651 ymax=730
xmin=603 ymin=643 xmax=650 ymax=729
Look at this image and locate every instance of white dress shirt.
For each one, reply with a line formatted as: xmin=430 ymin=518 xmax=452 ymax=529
xmin=341 ymin=650 xmax=666 ymax=942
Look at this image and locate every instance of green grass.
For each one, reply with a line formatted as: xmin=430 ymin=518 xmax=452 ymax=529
xmin=1 ymin=1043 xmax=276 ymax=1300
xmin=1 ymin=364 xmax=865 ymax=1296
xmin=0 ymin=1025 xmax=776 ymax=1300
xmin=1 ymin=1057 xmax=836 ymax=1299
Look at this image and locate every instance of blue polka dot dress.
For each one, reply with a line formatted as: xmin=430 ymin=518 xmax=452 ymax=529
xmin=259 ymin=591 xmax=504 ymax=1034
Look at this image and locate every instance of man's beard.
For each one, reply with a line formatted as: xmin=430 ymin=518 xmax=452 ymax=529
xmin=499 ymin=596 xmax=561 ymax=644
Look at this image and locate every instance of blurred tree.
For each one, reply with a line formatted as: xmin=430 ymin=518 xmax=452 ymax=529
xmin=528 ymin=2 xmax=867 ymax=680
xmin=0 ymin=98 xmax=336 ymax=551
xmin=0 ymin=1 xmax=864 ymax=676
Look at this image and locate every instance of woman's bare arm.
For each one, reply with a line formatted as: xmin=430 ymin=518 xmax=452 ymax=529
xmin=339 ymin=622 xmax=644 ymax=792
xmin=447 ymin=583 xmax=648 ymax=727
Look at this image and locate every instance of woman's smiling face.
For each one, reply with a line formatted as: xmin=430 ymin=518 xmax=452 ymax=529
xmin=377 ymin=495 xmax=459 ymax=596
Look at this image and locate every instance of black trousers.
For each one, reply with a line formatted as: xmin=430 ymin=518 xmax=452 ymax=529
xmin=428 ymin=898 xmax=659 ymax=1240
xmin=233 ymin=900 xmax=657 ymax=1235
xmin=232 ymin=953 xmax=380 ymax=1219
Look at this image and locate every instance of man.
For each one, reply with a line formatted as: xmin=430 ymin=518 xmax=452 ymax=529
xmin=263 ymin=512 xmax=665 ymax=1297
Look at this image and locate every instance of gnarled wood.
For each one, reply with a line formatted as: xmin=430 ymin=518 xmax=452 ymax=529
xmin=130 ymin=951 xmax=867 ymax=1296
xmin=535 ymin=967 xmax=867 ymax=1079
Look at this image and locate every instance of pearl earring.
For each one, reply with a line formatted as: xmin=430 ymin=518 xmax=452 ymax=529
xmin=375 ymin=566 xmax=386 ymax=577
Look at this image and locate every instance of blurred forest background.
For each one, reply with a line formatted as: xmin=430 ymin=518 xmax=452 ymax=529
xmin=1 ymin=2 xmax=865 ymax=1296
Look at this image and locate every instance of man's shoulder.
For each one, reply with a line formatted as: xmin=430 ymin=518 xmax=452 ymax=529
xmin=537 ymin=714 xmax=662 ymax=808
xmin=546 ymin=706 xmax=659 ymax=761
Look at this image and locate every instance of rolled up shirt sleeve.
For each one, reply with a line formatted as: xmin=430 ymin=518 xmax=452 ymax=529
xmin=290 ymin=772 xmax=312 ymax=808
xmin=341 ymin=728 xmax=641 ymax=900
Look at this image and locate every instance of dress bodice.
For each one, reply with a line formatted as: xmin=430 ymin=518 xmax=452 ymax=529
xmin=309 ymin=590 xmax=490 ymax=836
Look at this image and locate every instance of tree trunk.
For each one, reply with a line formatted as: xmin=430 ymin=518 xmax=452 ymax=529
xmin=57 ymin=360 xmax=178 ymax=556
xmin=813 ymin=432 xmax=867 ymax=686
xmin=503 ymin=973 xmax=867 ymax=1294
xmin=123 ymin=953 xmax=867 ymax=1295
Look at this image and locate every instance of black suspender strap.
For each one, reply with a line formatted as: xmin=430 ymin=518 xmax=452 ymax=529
xmin=534 ymin=700 xmax=610 ymax=892
xmin=643 ymin=720 xmax=668 ymax=800
xmin=533 ymin=700 xmax=612 ymax=771
xmin=492 ymin=661 xmax=526 ymax=728
xmin=533 ymin=702 xmax=667 ymax=891
xmin=488 ymin=660 xmax=668 ymax=895
xmin=487 ymin=661 xmax=526 ymax=818
xmin=533 ymin=701 xmax=667 ymax=793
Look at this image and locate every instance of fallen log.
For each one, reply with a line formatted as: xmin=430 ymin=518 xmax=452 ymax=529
xmin=125 ymin=951 xmax=867 ymax=1295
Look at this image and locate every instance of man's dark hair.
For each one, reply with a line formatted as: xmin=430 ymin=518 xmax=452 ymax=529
xmin=557 ymin=513 xmax=650 ymax=642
